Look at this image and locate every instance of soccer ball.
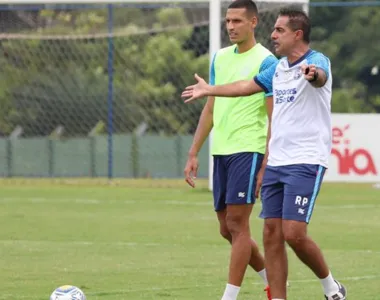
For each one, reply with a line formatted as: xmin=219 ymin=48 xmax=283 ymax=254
xmin=50 ymin=285 xmax=86 ymax=300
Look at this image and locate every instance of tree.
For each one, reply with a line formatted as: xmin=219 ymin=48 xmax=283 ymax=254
xmin=0 ymin=6 xmax=208 ymax=137
xmin=310 ymin=1 xmax=380 ymax=113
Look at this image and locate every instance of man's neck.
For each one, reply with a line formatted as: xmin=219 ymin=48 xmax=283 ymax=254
xmin=236 ymin=38 xmax=257 ymax=54
xmin=287 ymin=44 xmax=310 ymax=64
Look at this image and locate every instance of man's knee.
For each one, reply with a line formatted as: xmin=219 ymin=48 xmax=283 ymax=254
xmin=282 ymin=220 xmax=307 ymax=248
xmin=225 ymin=205 xmax=251 ymax=236
xmin=217 ymin=210 xmax=232 ymax=241
xmin=219 ymin=222 xmax=232 ymax=241
xmin=263 ymin=218 xmax=283 ymax=245
xmin=226 ymin=214 xmax=245 ymax=235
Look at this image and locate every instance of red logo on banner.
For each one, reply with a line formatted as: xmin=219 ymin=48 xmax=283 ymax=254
xmin=331 ymin=124 xmax=377 ymax=175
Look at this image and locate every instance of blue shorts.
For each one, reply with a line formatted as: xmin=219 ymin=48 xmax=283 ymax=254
xmin=260 ymin=164 xmax=326 ymax=223
xmin=213 ymin=152 xmax=264 ymax=211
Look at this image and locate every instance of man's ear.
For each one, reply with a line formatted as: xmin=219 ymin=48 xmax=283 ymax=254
xmin=295 ymin=29 xmax=304 ymax=41
xmin=251 ymin=16 xmax=258 ymax=29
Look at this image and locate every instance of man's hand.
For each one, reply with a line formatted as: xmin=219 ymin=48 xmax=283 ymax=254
xmin=301 ymin=63 xmax=328 ymax=87
xmin=184 ymin=154 xmax=199 ymax=188
xmin=255 ymin=166 xmax=265 ymax=198
xmin=301 ymin=64 xmax=318 ymax=82
xmin=181 ymin=74 xmax=210 ymax=103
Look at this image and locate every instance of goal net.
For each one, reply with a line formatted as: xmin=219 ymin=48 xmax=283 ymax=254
xmin=0 ymin=0 xmax=308 ymax=179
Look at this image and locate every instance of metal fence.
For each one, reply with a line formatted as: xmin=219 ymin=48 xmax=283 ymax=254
xmin=0 ymin=1 xmax=378 ymax=178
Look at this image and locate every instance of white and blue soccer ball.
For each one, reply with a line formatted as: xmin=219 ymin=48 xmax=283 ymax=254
xmin=50 ymin=285 xmax=86 ymax=300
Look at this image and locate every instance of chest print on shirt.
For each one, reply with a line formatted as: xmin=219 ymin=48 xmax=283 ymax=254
xmin=293 ymin=67 xmax=303 ymax=80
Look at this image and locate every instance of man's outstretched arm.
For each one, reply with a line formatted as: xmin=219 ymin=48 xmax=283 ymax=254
xmin=209 ymin=79 xmax=263 ymax=97
xmin=182 ymin=60 xmax=277 ymax=103
xmin=181 ymin=75 xmax=261 ymax=103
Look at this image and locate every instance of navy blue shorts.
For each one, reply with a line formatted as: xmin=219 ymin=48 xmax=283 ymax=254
xmin=213 ymin=152 xmax=264 ymax=211
xmin=260 ymin=164 xmax=326 ymax=223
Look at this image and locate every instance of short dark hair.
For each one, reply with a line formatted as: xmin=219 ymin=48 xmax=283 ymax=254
xmin=279 ymin=7 xmax=311 ymax=43
xmin=228 ymin=0 xmax=259 ymax=18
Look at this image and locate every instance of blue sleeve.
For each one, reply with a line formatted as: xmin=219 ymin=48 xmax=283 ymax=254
xmin=209 ymin=53 xmax=216 ymax=86
xmin=307 ymin=52 xmax=330 ymax=80
xmin=259 ymin=55 xmax=278 ymax=73
xmin=254 ymin=59 xmax=278 ymax=96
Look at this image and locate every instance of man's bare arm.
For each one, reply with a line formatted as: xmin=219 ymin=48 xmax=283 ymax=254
xmin=188 ymin=96 xmax=214 ymax=156
xmin=263 ymin=96 xmax=273 ymax=165
xmin=184 ymin=96 xmax=214 ymax=187
xmin=254 ymin=96 xmax=273 ymax=198
xmin=206 ymin=80 xmax=263 ymax=97
xmin=181 ymin=74 xmax=265 ymax=103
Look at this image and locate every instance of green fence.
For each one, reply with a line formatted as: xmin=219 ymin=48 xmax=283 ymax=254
xmin=0 ymin=135 xmax=209 ymax=178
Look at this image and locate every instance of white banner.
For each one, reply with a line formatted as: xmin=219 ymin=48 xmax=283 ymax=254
xmin=325 ymin=113 xmax=380 ymax=183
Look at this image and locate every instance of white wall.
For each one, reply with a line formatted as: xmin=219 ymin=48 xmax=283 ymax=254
xmin=325 ymin=113 xmax=380 ymax=183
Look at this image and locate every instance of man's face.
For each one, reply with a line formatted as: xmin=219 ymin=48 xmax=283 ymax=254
xmin=271 ymin=16 xmax=299 ymax=56
xmin=225 ymin=8 xmax=257 ymax=44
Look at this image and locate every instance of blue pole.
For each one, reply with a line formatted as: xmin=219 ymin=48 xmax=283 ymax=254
xmin=107 ymin=4 xmax=114 ymax=179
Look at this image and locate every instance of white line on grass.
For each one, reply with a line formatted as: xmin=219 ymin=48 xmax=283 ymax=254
xmin=317 ymin=204 xmax=380 ymax=209
xmin=324 ymin=249 xmax=380 ymax=254
xmin=1 ymin=197 xmax=102 ymax=204
xmin=0 ymin=274 xmax=377 ymax=299
xmin=0 ymin=240 xmax=163 ymax=247
xmin=1 ymin=197 xmax=380 ymax=209
xmin=85 ymin=274 xmax=380 ymax=296
xmin=1 ymin=240 xmax=380 ymax=254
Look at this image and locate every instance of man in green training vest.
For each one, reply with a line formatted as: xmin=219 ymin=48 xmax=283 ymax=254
xmin=183 ymin=1 xmax=277 ymax=299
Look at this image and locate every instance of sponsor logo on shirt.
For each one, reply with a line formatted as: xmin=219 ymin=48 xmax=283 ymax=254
xmin=274 ymin=88 xmax=297 ymax=104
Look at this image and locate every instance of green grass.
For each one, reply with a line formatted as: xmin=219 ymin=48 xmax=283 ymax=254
xmin=0 ymin=179 xmax=379 ymax=299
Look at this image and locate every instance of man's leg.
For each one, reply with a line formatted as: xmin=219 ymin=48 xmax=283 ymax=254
xmin=219 ymin=152 xmax=265 ymax=300
xmin=260 ymin=165 xmax=287 ymax=299
xmin=217 ymin=210 xmax=267 ymax=279
xmin=282 ymin=220 xmax=346 ymax=299
xmin=282 ymin=164 xmax=346 ymax=299
xmin=225 ymin=204 xmax=254 ymax=286
xmin=263 ymin=218 xmax=288 ymax=299
xmin=213 ymin=155 xmax=244 ymax=300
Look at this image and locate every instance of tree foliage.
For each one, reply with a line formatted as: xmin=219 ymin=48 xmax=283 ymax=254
xmin=0 ymin=3 xmax=379 ymax=137
xmin=310 ymin=1 xmax=380 ymax=113
xmin=0 ymin=6 xmax=208 ymax=137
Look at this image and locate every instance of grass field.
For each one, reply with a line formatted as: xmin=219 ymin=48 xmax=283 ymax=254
xmin=0 ymin=178 xmax=379 ymax=299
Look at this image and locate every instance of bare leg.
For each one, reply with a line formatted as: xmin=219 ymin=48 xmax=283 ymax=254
xmin=225 ymin=204 xmax=253 ymax=286
xmin=282 ymin=220 xmax=329 ymax=278
xmin=217 ymin=209 xmax=265 ymax=273
xmin=263 ymin=218 xmax=288 ymax=299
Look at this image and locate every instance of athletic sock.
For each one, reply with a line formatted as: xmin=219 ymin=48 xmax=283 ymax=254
xmin=257 ymin=268 xmax=268 ymax=285
xmin=320 ymin=271 xmax=339 ymax=295
xmin=221 ymin=283 xmax=240 ymax=300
